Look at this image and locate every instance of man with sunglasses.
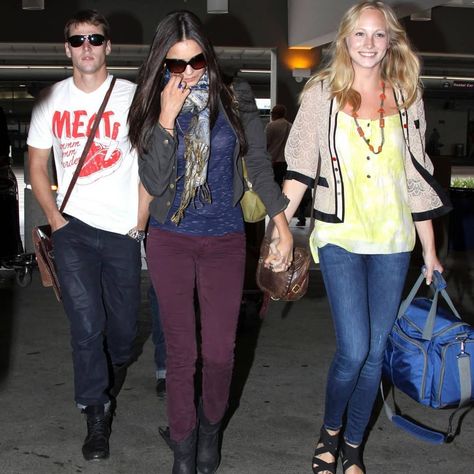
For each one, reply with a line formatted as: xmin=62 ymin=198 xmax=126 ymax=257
xmin=27 ymin=9 xmax=146 ymax=461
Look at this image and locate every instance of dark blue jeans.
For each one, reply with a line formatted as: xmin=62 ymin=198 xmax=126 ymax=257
xmin=148 ymin=285 xmax=166 ymax=378
xmin=53 ymin=216 xmax=141 ymax=407
xmin=318 ymin=244 xmax=411 ymax=445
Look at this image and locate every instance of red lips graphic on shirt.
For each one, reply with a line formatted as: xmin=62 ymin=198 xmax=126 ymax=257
xmin=79 ymin=142 xmax=122 ymax=177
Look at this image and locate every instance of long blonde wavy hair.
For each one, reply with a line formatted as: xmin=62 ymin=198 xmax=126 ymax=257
xmin=305 ymin=1 xmax=420 ymax=110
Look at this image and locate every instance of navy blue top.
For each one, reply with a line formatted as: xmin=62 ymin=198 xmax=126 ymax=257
xmin=150 ymin=111 xmax=244 ymax=236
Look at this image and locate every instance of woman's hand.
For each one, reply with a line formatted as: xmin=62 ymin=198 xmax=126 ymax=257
xmin=422 ymin=251 xmax=444 ymax=286
xmin=264 ymin=211 xmax=294 ymax=272
xmin=265 ymin=232 xmax=294 ymax=272
xmin=159 ymin=74 xmax=190 ymax=130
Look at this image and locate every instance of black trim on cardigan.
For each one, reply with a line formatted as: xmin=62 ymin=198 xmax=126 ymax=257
xmin=313 ymin=208 xmax=343 ymax=223
xmin=412 ymin=206 xmax=452 ymax=222
xmin=327 ymin=99 xmax=344 ymax=222
xmin=318 ymin=176 xmax=328 ymax=188
xmin=285 ymin=170 xmax=315 ymax=187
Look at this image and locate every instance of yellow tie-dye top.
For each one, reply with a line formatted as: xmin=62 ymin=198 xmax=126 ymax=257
xmin=311 ymin=112 xmax=415 ymax=262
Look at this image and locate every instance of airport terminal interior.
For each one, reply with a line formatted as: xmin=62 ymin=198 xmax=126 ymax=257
xmin=1 ymin=1 xmax=474 ymax=473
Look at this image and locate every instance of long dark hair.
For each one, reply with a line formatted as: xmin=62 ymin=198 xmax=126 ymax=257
xmin=128 ymin=10 xmax=246 ymax=155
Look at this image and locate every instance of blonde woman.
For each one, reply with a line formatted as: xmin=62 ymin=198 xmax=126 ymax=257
xmin=280 ymin=2 xmax=451 ymax=473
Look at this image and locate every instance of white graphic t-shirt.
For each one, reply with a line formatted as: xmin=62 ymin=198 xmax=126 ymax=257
xmin=27 ymin=75 xmax=139 ymax=235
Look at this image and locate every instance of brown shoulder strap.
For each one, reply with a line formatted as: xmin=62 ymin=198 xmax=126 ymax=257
xmin=59 ymin=76 xmax=117 ymax=213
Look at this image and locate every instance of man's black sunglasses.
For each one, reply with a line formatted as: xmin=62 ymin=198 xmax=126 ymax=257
xmin=67 ymin=34 xmax=106 ymax=48
xmin=165 ymin=53 xmax=207 ymax=74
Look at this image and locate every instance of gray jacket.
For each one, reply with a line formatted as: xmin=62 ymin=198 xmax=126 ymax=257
xmin=139 ymin=80 xmax=288 ymax=223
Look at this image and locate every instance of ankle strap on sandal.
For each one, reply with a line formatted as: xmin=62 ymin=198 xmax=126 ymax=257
xmin=341 ymin=441 xmax=365 ymax=473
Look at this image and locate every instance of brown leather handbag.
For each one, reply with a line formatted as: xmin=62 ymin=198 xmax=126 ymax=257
xmin=32 ymin=77 xmax=116 ymax=301
xmin=32 ymin=224 xmax=61 ymax=300
xmin=256 ymin=236 xmax=311 ymax=301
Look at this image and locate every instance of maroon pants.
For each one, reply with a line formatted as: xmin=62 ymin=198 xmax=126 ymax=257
xmin=147 ymin=228 xmax=246 ymax=442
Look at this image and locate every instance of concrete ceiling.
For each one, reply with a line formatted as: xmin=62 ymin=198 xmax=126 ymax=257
xmin=0 ymin=2 xmax=473 ymax=86
xmin=287 ymin=0 xmax=473 ymax=48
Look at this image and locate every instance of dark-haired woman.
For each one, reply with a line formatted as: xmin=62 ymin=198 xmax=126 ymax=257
xmin=128 ymin=10 xmax=292 ymax=474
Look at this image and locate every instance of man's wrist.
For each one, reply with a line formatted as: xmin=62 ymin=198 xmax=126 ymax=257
xmin=127 ymin=227 xmax=146 ymax=242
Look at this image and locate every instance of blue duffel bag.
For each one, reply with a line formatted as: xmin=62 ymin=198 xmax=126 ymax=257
xmin=382 ymin=269 xmax=474 ymax=443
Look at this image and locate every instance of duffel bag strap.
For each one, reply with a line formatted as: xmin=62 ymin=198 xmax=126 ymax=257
xmin=380 ymin=382 xmax=472 ymax=444
xmin=398 ymin=269 xmax=461 ymax=341
xmin=397 ymin=272 xmax=425 ymax=319
xmin=381 ymin=346 xmax=472 ymax=444
xmin=380 ymin=382 xmax=445 ymax=444
xmin=458 ymin=341 xmax=472 ymax=408
xmin=422 ymin=271 xmax=462 ymax=340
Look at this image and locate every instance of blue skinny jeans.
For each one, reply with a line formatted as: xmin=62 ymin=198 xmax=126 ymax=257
xmin=318 ymin=244 xmax=411 ymax=445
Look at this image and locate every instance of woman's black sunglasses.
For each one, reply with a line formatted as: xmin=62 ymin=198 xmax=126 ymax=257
xmin=165 ymin=53 xmax=207 ymax=74
xmin=67 ymin=34 xmax=106 ymax=48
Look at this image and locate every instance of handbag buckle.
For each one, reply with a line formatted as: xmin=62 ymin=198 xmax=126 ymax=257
xmin=291 ymin=283 xmax=301 ymax=294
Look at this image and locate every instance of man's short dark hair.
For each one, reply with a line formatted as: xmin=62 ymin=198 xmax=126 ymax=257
xmin=271 ymin=104 xmax=286 ymax=120
xmin=64 ymin=9 xmax=110 ymax=41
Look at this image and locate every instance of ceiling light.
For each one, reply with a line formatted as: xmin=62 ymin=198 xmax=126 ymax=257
xmin=292 ymin=68 xmax=311 ymax=83
xmin=22 ymin=0 xmax=44 ymax=10
xmin=239 ymin=69 xmax=271 ymax=74
xmin=207 ymin=0 xmax=228 ymax=14
xmin=410 ymin=9 xmax=431 ymax=21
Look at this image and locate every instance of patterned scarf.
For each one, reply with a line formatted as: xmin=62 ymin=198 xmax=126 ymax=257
xmin=171 ymin=72 xmax=211 ymax=225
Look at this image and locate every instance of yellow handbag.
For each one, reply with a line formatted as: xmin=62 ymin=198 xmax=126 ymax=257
xmin=240 ymin=159 xmax=267 ymax=223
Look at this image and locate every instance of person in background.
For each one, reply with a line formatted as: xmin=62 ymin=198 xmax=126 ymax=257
xmin=427 ymin=127 xmax=442 ymax=155
xmin=279 ymin=2 xmax=451 ymax=472
xmin=28 ymin=9 xmax=147 ymax=462
xmin=128 ymin=10 xmax=293 ymax=474
xmin=265 ymin=104 xmax=292 ymax=188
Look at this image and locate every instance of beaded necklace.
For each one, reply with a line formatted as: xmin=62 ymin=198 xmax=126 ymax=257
xmin=352 ymin=81 xmax=386 ymax=155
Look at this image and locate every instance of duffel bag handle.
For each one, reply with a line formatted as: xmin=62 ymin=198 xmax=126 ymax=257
xmin=398 ymin=267 xmax=461 ymax=341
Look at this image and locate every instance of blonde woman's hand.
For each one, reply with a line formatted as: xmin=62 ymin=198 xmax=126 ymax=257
xmin=264 ymin=233 xmax=294 ymax=273
xmin=159 ymin=74 xmax=190 ymax=129
xmin=422 ymin=252 xmax=444 ymax=286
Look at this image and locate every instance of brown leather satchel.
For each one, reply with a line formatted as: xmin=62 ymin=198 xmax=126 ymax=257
xmin=32 ymin=77 xmax=116 ymax=301
xmin=32 ymin=224 xmax=60 ymax=300
xmin=256 ymin=236 xmax=311 ymax=301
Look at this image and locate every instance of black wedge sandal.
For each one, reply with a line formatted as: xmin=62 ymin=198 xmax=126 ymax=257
xmin=312 ymin=427 xmax=340 ymax=474
xmin=340 ymin=440 xmax=365 ymax=473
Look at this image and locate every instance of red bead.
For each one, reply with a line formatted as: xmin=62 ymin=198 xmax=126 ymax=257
xmin=332 ymin=157 xmax=337 ymax=161
xmin=403 ymin=123 xmax=408 ymax=128
xmin=357 ymin=127 xmax=364 ymax=137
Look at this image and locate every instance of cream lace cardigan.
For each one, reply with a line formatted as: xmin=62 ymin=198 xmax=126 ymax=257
xmin=285 ymin=80 xmax=451 ymax=223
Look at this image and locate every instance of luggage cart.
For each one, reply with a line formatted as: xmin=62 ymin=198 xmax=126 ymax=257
xmin=0 ymin=158 xmax=36 ymax=287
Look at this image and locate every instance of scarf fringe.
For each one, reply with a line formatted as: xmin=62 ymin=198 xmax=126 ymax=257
xmin=172 ymin=140 xmax=211 ymax=225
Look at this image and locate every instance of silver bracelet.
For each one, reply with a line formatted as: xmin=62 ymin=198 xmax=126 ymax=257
xmin=127 ymin=227 xmax=146 ymax=242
